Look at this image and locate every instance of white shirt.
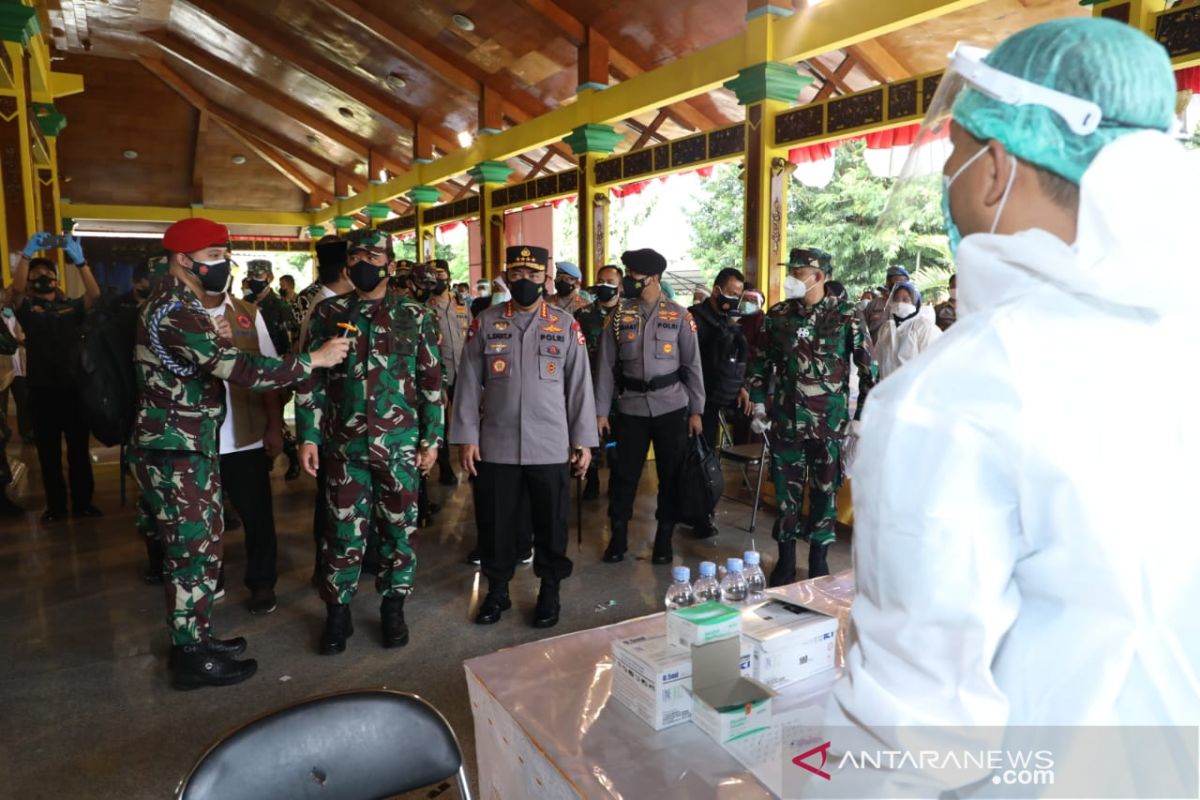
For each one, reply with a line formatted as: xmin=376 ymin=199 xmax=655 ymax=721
xmin=204 ymin=300 xmax=277 ymax=455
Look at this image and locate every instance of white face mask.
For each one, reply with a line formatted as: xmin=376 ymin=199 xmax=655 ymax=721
xmin=948 ymin=288 xmax=957 ymax=300
xmin=893 ymin=302 xmax=917 ymax=319
xmin=784 ymin=275 xmax=814 ymax=300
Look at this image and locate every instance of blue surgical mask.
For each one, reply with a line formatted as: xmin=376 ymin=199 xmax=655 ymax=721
xmin=942 ymin=144 xmax=1018 ymax=255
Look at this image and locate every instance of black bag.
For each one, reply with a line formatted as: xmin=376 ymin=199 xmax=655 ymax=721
xmin=75 ymin=295 xmax=139 ymax=446
xmin=676 ymin=435 xmax=725 ymax=524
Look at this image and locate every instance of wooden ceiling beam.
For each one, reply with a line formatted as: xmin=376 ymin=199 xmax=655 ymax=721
xmin=216 ymin=119 xmax=333 ymax=201
xmin=520 ymin=149 xmax=556 ymax=181
xmin=190 ymin=109 xmax=207 ymax=206
xmin=807 ymin=54 xmax=857 ymax=97
xmin=630 ymin=109 xmax=670 ymax=150
xmin=848 ymin=39 xmax=911 ymax=83
xmin=578 ymin=25 xmax=609 ymax=90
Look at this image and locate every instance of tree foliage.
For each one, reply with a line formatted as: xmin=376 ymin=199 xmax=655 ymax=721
xmin=688 ymin=140 xmax=952 ymax=296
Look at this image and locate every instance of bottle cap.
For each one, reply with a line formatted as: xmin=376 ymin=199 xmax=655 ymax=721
xmin=671 ymin=566 xmax=691 ymax=583
xmin=743 ymin=550 xmax=760 ymax=566
xmin=726 ymin=557 xmax=744 ymax=573
xmin=698 ymin=561 xmax=716 ymax=578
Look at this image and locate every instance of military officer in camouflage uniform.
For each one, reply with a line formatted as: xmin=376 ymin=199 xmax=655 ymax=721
xmin=594 ymin=249 xmax=705 ymax=565
xmin=746 ymin=247 xmax=876 ymax=586
xmin=131 ymin=217 xmax=349 ymax=689
xmin=453 ymin=245 xmax=596 ymax=629
xmin=296 ymin=228 xmax=444 ymax=655
xmin=245 ymin=259 xmax=303 ymax=480
xmin=574 ymin=263 xmax=622 ymax=499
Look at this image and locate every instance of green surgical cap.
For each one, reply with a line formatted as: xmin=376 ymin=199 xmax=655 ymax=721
xmin=953 ymin=18 xmax=1176 ymax=185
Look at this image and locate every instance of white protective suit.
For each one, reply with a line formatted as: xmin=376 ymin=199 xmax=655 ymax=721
xmin=820 ymin=131 xmax=1200 ymax=796
xmin=873 ymin=304 xmax=941 ymax=380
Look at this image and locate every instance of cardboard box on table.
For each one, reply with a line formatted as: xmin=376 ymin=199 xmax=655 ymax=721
xmin=690 ymin=636 xmax=774 ymax=745
xmin=740 ymin=599 xmax=839 ymax=690
xmin=666 ymin=601 xmax=741 ymax=654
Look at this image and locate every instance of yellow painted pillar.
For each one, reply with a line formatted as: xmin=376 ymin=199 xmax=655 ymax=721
xmin=563 ymin=124 xmax=622 ymax=286
xmin=725 ymin=8 xmax=813 ymax=307
xmin=0 ymin=8 xmax=39 ymax=283
xmin=467 ymin=161 xmax=513 ymax=281
xmin=1088 ymin=0 xmax=1168 ymax=34
xmin=408 ymin=185 xmax=439 ymax=262
xmin=35 ymin=105 xmax=67 ymax=281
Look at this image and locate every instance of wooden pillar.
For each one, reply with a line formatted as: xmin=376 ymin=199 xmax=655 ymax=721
xmin=564 ymin=124 xmax=622 ymax=286
xmin=479 ymin=85 xmax=503 ymax=136
xmin=407 ymin=185 xmax=440 ymax=261
xmin=413 ymin=123 xmax=435 ymax=164
xmin=726 ymin=60 xmax=812 ymax=307
xmin=577 ymin=26 xmax=609 ymax=93
xmin=467 ymin=161 xmax=513 ymax=280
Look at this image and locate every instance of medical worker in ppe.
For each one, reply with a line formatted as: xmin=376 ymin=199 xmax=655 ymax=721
xmin=872 ymin=281 xmax=941 ymax=380
xmin=815 ymin=18 xmax=1200 ymax=798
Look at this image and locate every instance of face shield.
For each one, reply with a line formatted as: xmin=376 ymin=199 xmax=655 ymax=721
xmin=881 ymin=43 xmax=1105 ymax=233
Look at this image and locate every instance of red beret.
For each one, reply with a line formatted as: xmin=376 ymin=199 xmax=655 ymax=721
xmin=162 ymin=218 xmax=229 ymax=254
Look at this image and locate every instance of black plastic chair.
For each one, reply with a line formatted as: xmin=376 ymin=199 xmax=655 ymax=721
xmin=175 ymin=689 xmax=473 ymax=800
xmin=716 ymin=408 xmax=771 ymax=532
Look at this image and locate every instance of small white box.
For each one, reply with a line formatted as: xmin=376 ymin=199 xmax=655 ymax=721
xmin=690 ymin=637 xmax=774 ymax=745
xmin=741 ymin=599 xmax=839 ymax=689
xmin=611 ymin=634 xmax=694 ymax=730
xmin=666 ymin=601 xmax=741 ymax=654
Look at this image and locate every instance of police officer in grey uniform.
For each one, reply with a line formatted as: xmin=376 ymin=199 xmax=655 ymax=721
xmin=453 ymin=245 xmax=597 ymax=629
xmin=595 ymin=248 xmax=705 ymax=566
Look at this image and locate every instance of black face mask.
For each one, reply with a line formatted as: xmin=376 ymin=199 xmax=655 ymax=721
xmin=510 ymin=278 xmax=543 ymax=307
xmin=348 ymin=260 xmax=387 ymax=293
xmin=716 ymin=293 xmax=740 ymax=315
xmin=554 ymin=280 xmax=575 ymax=297
xmin=188 ymin=257 xmax=232 ymax=294
xmin=30 ymin=275 xmax=56 ymax=294
xmin=622 ymin=276 xmax=648 ymax=300
xmin=432 ymin=279 xmax=448 ymax=295
xmin=134 ymin=287 xmax=150 ymax=301
xmin=247 ymin=279 xmax=269 ymax=296
xmin=593 ymin=284 xmax=619 ymax=304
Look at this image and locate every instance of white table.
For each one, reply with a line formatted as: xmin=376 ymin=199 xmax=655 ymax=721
xmin=464 ymin=571 xmax=855 ymax=799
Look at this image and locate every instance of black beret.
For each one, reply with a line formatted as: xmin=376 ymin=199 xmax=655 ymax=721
xmin=506 ymin=245 xmax=549 ymax=270
xmin=620 ymin=248 xmax=667 ymax=277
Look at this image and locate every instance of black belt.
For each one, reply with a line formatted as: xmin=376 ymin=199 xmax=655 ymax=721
xmin=619 ymin=371 xmax=680 ymax=394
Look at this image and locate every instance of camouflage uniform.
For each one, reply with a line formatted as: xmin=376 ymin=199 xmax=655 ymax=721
xmin=294 ymin=281 xmax=325 ymax=322
xmin=296 ymin=291 xmax=443 ymax=604
xmin=746 ymin=296 xmax=876 ymax=546
xmin=130 ymin=277 xmax=311 ymax=645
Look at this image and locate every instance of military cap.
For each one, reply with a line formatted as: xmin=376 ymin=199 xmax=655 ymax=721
xmin=786 ymin=247 xmax=833 ymax=274
xmin=246 ymin=259 xmax=273 ymax=277
xmin=556 ymin=260 xmax=581 ymax=279
xmin=506 ymin=245 xmax=549 ymax=270
xmin=620 ymin=248 xmax=667 ymax=277
xmin=345 ymin=227 xmax=392 ymax=254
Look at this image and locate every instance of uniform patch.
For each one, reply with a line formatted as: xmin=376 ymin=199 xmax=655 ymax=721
xmin=547 ymin=344 xmax=559 ymax=355
xmin=660 ymin=310 xmax=680 ymax=321
xmin=491 ymin=356 xmax=509 ymax=376
xmin=626 ymin=332 xmax=637 ymax=341
xmin=494 ymin=321 xmax=510 ymax=330
xmin=466 ymin=318 xmax=480 ymax=340
xmin=547 ymin=361 xmax=557 ymax=375
xmin=686 ymin=312 xmax=697 ymax=333
xmin=663 ymin=342 xmax=673 ymax=354
xmin=237 ymin=314 xmax=252 ymax=329
xmin=544 ymin=324 xmax=563 ymax=333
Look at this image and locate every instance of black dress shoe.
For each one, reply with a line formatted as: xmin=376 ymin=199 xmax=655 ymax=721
xmin=808 ymin=542 xmax=830 ymax=579
xmin=319 ymin=604 xmax=353 ymax=655
xmin=380 ymin=595 xmax=409 ymax=648
xmin=40 ymin=508 xmax=66 ymax=523
xmin=171 ymin=644 xmax=257 ymax=690
xmin=247 ymin=589 xmax=277 ymax=615
xmin=532 ymin=581 xmax=560 ymax=629
xmin=602 ymin=520 xmax=627 ymax=563
xmin=475 ymin=590 xmax=511 ymax=625
xmin=651 ymin=522 xmax=674 ymax=565
xmin=72 ymin=505 xmax=102 ymax=518
xmin=169 ymin=635 xmax=247 ymax=668
xmin=769 ymin=541 xmax=797 ymax=588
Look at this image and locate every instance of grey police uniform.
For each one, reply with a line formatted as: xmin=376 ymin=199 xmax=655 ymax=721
xmin=594 ymin=296 xmax=705 ymax=531
xmin=452 ymin=299 xmax=598 ymax=584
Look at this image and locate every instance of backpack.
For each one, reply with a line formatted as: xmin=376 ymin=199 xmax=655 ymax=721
xmin=75 ymin=294 xmax=138 ymax=446
xmin=676 ymin=435 xmax=725 ymax=524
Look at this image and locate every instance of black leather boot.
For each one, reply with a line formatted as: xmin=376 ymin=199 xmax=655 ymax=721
xmin=319 ymin=604 xmax=353 ymax=655
xmin=651 ymin=521 xmax=674 ymax=565
xmin=380 ymin=595 xmax=409 ymax=648
xmin=144 ymin=538 xmax=165 ymax=586
xmin=602 ymin=519 xmax=628 ymax=563
xmin=170 ymin=643 xmax=257 ymax=691
xmin=168 ymin=635 xmax=246 ymax=669
xmin=532 ymin=580 xmax=561 ymax=629
xmin=475 ymin=584 xmax=511 ymax=625
xmin=769 ymin=540 xmax=796 ymax=587
xmin=808 ymin=542 xmax=830 ymax=579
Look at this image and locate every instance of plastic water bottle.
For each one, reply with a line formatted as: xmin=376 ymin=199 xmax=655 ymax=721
xmin=692 ymin=561 xmax=723 ymax=603
xmin=743 ymin=551 xmax=767 ymax=601
xmin=664 ymin=566 xmax=694 ymax=610
xmin=720 ymin=558 xmax=748 ymax=603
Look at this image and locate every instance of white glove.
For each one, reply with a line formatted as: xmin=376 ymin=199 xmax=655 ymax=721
xmin=750 ymin=403 xmax=769 ymax=434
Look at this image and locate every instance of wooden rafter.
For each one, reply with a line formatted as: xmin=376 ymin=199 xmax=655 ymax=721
xmin=630 ymin=110 xmax=670 ymax=150
xmin=848 ymin=40 xmax=911 ymax=83
xmin=808 ymin=54 xmax=857 ymax=102
xmin=217 ymin=120 xmax=332 ymax=200
xmin=190 ymin=109 xmax=207 ymax=206
xmin=520 ymin=149 xmax=556 ymax=181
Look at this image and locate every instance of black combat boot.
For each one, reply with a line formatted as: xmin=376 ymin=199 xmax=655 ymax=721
xmin=602 ymin=519 xmax=627 ymax=563
xmin=475 ymin=583 xmax=511 ymax=625
xmin=808 ymin=542 xmax=830 ymax=579
xmin=170 ymin=643 xmax=257 ymax=690
xmin=380 ymin=595 xmax=409 ymax=648
xmin=532 ymin=579 xmax=561 ymax=629
xmin=168 ymin=635 xmax=247 ymax=669
xmin=144 ymin=537 xmax=165 ymax=586
xmin=769 ymin=540 xmax=797 ymax=587
xmin=651 ymin=521 xmax=674 ymax=565
xmin=319 ymin=604 xmax=353 ymax=655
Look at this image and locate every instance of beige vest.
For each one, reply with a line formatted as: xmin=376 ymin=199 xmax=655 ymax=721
xmin=224 ymin=297 xmax=269 ymax=448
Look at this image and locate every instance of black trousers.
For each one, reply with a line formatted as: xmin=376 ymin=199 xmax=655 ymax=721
xmin=220 ymin=448 xmax=277 ymax=591
xmin=11 ymin=375 xmax=32 ymax=440
xmin=475 ymin=461 xmax=572 ymax=585
xmin=701 ymin=401 xmax=727 ymax=451
xmin=30 ymin=386 xmax=93 ymax=512
xmin=608 ymin=406 xmax=689 ymax=526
